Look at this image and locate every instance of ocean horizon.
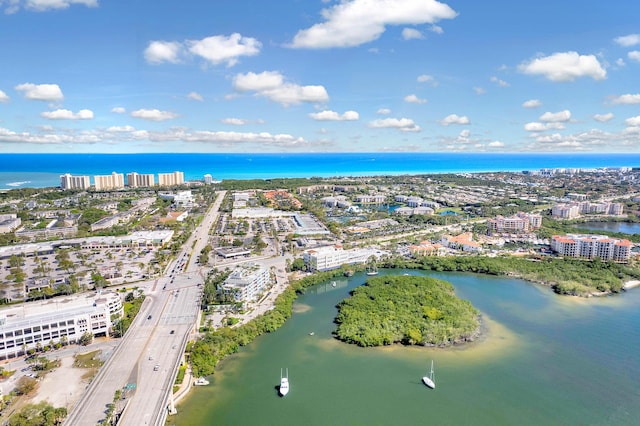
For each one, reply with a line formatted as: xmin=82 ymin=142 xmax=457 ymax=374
xmin=1 ymin=152 xmax=639 ymax=190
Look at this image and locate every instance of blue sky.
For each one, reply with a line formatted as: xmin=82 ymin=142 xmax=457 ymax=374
xmin=0 ymin=0 xmax=639 ymax=154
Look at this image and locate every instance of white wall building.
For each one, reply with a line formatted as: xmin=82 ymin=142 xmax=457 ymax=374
xmin=0 ymin=292 xmax=123 ymax=360
xmin=551 ymin=234 xmax=632 ymax=262
xmin=94 ymin=172 xmax=125 ymax=191
xmin=60 ymin=173 xmax=90 ymax=190
xmin=221 ymin=263 xmax=271 ymax=303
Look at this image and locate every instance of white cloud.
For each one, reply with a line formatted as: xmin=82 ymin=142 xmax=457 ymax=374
xmin=473 ymin=87 xmax=486 ymax=95
xmin=490 ymin=76 xmax=509 ymax=87
xmin=111 ymin=107 xmax=126 ymax=114
xmin=539 ymin=110 xmax=571 ymax=123
xmin=628 ymin=51 xmax=640 ymax=62
xmin=144 ymin=41 xmax=182 ymax=64
xmin=402 ymin=28 xmax=423 ymax=40
xmin=518 ymin=51 xmax=607 ymax=82
xmin=416 ymin=74 xmax=437 ymax=85
xmin=593 ymin=113 xmax=614 ymax=123
xmin=404 ymin=94 xmax=427 ymax=104
xmin=369 ymin=117 xmax=420 ymax=132
xmin=614 ymin=34 xmax=640 ymax=47
xmin=40 ymin=108 xmax=93 ymax=120
xmin=377 ymin=108 xmax=391 ymax=115
xmin=187 ymin=33 xmax=261 ymax=67
xmin=440 ymin=114 xmax=470 ymax=126
xmin=3 ymin=0 xmax=98 ymax=13
xmin=221 ymin=118 xmax=248 ymax=125
xmin=610 ymin=94 xmax=640 ymax=105
xmin=107 ymin=125 xmax=135 ymax=132
xmin=232 ymin=71 xmax=329 ymax=106
xmin=522 ymin=99 xmax=542 ymax=108
xmin=130 ymin=108 xmax=178 ymax=121
xmin=429 ymin=24 xmax=443 ymax=34
xmin=0 ymin=90 xmax=9 ymax=103
xmin=144 ymin=33 xmax=260 ymax=67
xmin=289 ymin=0 xmax=457 ymax=48
xmin=187 ymin=92 xmax=203 ymax=101
xmin=625 ymin=116 xmax=640 ymax=127
xmin=488 ymin=141 xmax=504 ymax=148
xmin=616 ymin=58 xmax=626 ymax=67
xmin=15 ymin=83 xmax=63 ymax=101
xmin=524 ymin=122 xmax=565 ymax=132
xmin=309 ymin=110 xmax=359 ymax=121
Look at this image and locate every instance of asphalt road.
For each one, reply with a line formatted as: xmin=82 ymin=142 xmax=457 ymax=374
xmin=64 ymin=191 xmax=226 ymax=426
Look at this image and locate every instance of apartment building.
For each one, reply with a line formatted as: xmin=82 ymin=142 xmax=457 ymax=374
xmin=302 ymin=245 xmax=387 ymax=272
xmin=126 ymin=172 xmax=155 ymax=188
xmin=60 ymin=173 xmax=90 ymax=190
xmin=94 ymin=172 xmax=125 ymax=191
xmin=488 ymin=212 xmax=542 ymax=234
xmin=551 ymin=234 xmax=632 ymax=262
xmin=157 ymin=171 xmax=185 ymax=187
xmin=220 ymin=263 xmax=271 ymax=303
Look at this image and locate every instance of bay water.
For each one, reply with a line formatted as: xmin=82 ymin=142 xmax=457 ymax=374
xmin=171 ymin=270 xmax=640 ymax=425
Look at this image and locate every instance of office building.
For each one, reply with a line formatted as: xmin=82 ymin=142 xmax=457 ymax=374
xmin=220 ymin=263 xmax=271 ymax=303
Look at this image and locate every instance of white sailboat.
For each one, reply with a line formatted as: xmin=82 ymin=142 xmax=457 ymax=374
xmin=422 ymin=360 xmax=435 ymax=389
xmin=279 ymin=368 xmax=290 ymax=396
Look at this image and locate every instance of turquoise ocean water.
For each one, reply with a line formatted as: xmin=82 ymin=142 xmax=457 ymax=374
xmin=1 ymin=152 xmax=639 ymax=189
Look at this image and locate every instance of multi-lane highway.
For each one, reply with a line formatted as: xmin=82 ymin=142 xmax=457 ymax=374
xmin=65 ymin=191 xmax=226 ymax=426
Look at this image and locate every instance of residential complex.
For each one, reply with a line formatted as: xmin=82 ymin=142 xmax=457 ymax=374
xmin=552 ymin=202 xmax=624 ymax=219
xmin=488 ymin=212 xmax=542 ymax=234
xmin=158 ymin=171 xmax=185 ymax=187
xmin=60 ymin=173 xmax=90 ymax=190
xmin=127 ymin=172 xmax=155 ymax=188
xmin=303 ymin=244 xmax=388 ymax=272
xmin=220 ymin=263 xmax=271 ymax=302
xmin=551 ymin=234 xmax=632 ymax=262
xmin=0 ymin=292 xmax=123 ymax=360
xmin=0 ymin=214 xmax=21 ymax=234
xmin=94 ymin=172 xmax=125 ymax=191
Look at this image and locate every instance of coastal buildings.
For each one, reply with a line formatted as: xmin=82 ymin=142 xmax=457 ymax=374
xmin=127 ymin=172 xmax=155 ymax=188
xmin=220 ymin=263 xmax=271 ymax=302
xmin=94 ymin=172 xmax=125 ymax=191
xmin=441 ymin=232 xmax=482 ymax=252
xmin=60 ymin=173 xmax=90 ymax=190
xmin=158 ymin=171 xmax=185 ymax=187
xmin=551 ymin=234 xmax=632 ymax=262
xmin=0 ymin=291 xmax=123 ymax=360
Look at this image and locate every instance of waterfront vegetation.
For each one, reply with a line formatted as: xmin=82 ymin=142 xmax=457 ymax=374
xmin=384 ymin=255 xmax=640 ymax=296
xmin=190 ymin=267 xmax=358 ymax=377
xmin=334 ymin=275 xmax=480 ymax=347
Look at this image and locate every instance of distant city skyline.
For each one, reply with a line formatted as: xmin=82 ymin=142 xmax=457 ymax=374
xmin=1 ymin=0 xmax=639 ymax=153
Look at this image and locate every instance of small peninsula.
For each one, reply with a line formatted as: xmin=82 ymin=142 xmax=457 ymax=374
xmin=334 ymin=275 xmax=480 ymax=347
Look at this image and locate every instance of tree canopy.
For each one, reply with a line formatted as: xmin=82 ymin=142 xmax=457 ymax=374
xmin=334 ymin=275 xmax=480 ymax=347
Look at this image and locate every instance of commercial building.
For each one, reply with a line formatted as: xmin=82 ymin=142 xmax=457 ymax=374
xmin=220 ymin=263 xmax=271 ymax=303
xmin=157 ymin=171 xmax=184 ymax=187
xmin=551 ymin=234 xmax=632 ymax=262
xmin=60 ymin=173 xmax=90 ymax=190
xmin=0 ymin=292 xmax=123 ymax=360
xmin=126 ymin=172 xmax=155 ymax=188
xmin=0 ymin=214 xmax=21 ymax=234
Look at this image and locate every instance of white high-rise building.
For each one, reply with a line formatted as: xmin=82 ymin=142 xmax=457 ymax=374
xmin=221 ymin=263 xmax=271 ymax=302
xmin=60 ymin=173 xmax=90 ymax=190
xmin=158 ymin=171 xmax=184 ymax=187
xmin=204 ymin=174 xmax=213 ymax=185
xmin=94 ymin=172 xmax=125 ymax=191
xmin=127 ymin=172 xmax=155 ymax=188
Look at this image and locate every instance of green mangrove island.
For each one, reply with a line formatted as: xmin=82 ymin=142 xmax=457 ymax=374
xmin=334 ymin=275 xmax=480 ymax=347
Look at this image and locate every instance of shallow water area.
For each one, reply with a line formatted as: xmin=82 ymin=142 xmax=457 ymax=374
xmin=171 ymin=270 xmax=640 ymax=426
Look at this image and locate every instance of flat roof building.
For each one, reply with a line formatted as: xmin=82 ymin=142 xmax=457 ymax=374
xmin=220 ymin=263 xmax=270 ymax=303
xmin=60 ymin=173 xmax=90 ymax=190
